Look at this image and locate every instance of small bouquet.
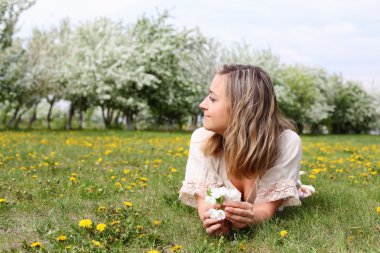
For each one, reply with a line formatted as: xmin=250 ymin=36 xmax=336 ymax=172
xmin=205 ymin=186 xmax=241 ymax=220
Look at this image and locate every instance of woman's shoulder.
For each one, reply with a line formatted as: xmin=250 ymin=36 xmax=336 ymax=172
xmin=190 ymin=127 xmax=215 ymax=143
xmin=279 ymin=129 xmax=301 ymax=148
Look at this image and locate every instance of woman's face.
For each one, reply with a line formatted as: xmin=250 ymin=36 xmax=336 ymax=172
xmin=199 ymin=74 xmax=229 ymax=135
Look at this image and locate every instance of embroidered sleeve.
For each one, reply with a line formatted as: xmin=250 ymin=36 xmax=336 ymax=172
xmin=178 ymin=128 xmax=220 ymax=208
xmin=255 ymin=130 xmax=302 ymax=210
xmin=255 ymin=180 xmax=300 ymax=208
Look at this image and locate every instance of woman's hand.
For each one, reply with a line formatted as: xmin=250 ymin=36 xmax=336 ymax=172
xmin=223 ymin=199 xmax=283 ymax=229
xmin=197 ymin=196 xmax=231 ymax=236
xmin=223 ymin=201 xmax=255 ymax=229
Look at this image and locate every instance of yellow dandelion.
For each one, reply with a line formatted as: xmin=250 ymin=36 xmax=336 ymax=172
xmin=147 ymin=250 xmax=159 ymax=253
xmin=71 ymin=173 xmax=77 ymax=177
xmin=280 ymin=230 xmax=288 ymax=238
xmin=104 ymin=149 xmax=112 ymax=155
xmin=69 ymin=177 xmax=77 ymax=182
xmin=170 ymin=245 xmax=182 ymax=252
xmin=377 ymin=206 xmax=380 ymax=214
xmin=56 ymin=235 xmax=67 ymax=242
xmin=123 ymin=169 xmax=130 ymax=174
xmin=170 ymin=168 xmax=177 ymax=173
xmin=31 ymin=241 xmax=43 ymax=248
xmin=96 ymin=223 xmax=107 ymax=232
xmin=123 ymin=201 xmax=133 ymax=207
xmin=309 ymin=175 xmax=316 ymax=179
xmin=114 ymin=182 xmax=122 ymax=188
xmin=140 ymin=177 xmax=148 ymax=182
xmin=32 ymin=175 xmax=37 ymax=179
xmin=98 ymin=206 xmax=107 ymax=212
xmin=78 ymin=219 xmax=92 ymax=228
xmin=111 ymin=175 xmax=116 ymax=180
xmin=91 ymin=240 xmax=101 ymax=247
xmin=360 ymin=173 xmax=368 ymax=177
xmin=0 ymin=198 xmax=6 ymax=203
xmin=65 ymin=245 xmax=72 ymax=250
xmin=153 ymin=219 xmax=160 ymax=226
xmin=110 ymin=220 xmax=120 ymax=225
xmin=136 ymin=225 xmax=144 ymax=231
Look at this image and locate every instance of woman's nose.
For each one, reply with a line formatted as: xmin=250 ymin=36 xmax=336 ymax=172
xmin=199 ymin=97 xmax=207 ymax=110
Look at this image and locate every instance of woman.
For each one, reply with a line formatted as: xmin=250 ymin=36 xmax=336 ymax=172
xmin=179 ymin=64 xmax=313 ymax=236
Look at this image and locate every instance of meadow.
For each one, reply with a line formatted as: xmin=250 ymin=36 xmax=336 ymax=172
xmin=0 ymin=130 xmax=379 ymax=252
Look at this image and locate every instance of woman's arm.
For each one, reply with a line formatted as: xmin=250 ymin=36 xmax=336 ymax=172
xmin=223 ymin=199 xmax=283 ymax=229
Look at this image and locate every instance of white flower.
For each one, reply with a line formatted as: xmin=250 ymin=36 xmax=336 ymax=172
xmin=208 ymin=208 xmax=226 ymax=220
xmin=205 ymin=195 xmax=216 ymax=204
xmin=210 ymin=187 xmax=228 ymax=199
xmin=224 ymin=188 xmax=241 ymax=201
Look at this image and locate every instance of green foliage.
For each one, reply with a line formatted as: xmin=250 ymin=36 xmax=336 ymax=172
xmin=331 ymin=81 xmax=377 ymax=133
xmin=0 ymin=8 xmax=379 ymax=132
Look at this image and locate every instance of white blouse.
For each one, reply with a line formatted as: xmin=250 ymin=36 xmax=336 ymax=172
xmin=179 ymin=127 xmax=302 ymax=210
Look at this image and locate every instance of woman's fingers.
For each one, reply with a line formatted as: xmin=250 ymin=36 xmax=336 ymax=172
xmin=203 ymin=218 xmax=224 ymax=228
xmin=223 ymin=201 xmax=252 ymax=210
xmin=225 ymin=206 xmax=253 ymax=218
xmin=205 ymin=223 xmax=222 ymax=234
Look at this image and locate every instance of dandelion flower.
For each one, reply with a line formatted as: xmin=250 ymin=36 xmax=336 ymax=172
xmin=96 ymin=223 xmax=107 ymax=232
xmin=377 ymin=206 xmax=380 ymax=214
xmin=79 ymin=219 xmax=92 ymax=228
xmin=309 ymin=175 xmax=316 ymax=179
xmin=56 ymin=235 xmax=67 ymax=242
xmin=170 ymin=168 xmax=177 ymax=173
xmin=123 ymin=201 xmax=133 ymax=207
xmin=98 ymin=206 xmax=107 ymax=212
xmin=147 ymin=250 xmax=159 ymax=253
xmin=110 ymin=220 xmax=120 ymax=225
xmin=170 ymin=245 xmax=182 ymax=252
xmin=0 ymin=198 xmax=6 ymax=203
xmin=280 ymin=230 xmax=288 ymax=238
xmin=31 ymin=241 xmax=43 ymax=248
xmin=153 ymin=219 xmax=160 ymax=226
xmin=91 ymin=240 xmax=101 ymax=247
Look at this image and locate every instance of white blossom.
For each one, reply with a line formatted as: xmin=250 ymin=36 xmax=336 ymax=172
xmin=208 ymin=208 xmax=225 ymax=220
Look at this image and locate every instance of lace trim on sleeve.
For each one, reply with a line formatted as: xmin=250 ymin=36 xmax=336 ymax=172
xmin=179 ymin=180 xmax=214 ymax=208
xmin=255 ymin=180 xmax=301 ymax=209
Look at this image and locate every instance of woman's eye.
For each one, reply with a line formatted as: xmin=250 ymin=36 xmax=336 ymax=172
xmin=208 ymin=96 xmax=216 ymax=102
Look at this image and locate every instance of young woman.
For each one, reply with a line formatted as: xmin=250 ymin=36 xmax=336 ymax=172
xmin=179 ymin=64 xmax=313 ymax=236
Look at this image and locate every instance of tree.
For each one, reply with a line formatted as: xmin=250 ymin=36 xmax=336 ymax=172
xmin=0 ymin=0 xmax=35 ymax=50
xmin=331 ymin=81 xmax=377 ymax=134
xmin=128 ymin=11 xmax=208 ymax=129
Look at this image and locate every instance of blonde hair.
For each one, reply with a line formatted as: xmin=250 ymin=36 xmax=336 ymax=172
xmin=204 ymin=64 xmax=296 ymax=179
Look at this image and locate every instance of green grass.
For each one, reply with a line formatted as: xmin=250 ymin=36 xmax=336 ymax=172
xmin=0 ymin=131 xmax=379 ymax=252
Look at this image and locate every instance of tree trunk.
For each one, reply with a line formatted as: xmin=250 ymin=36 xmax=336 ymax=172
xmin=192 ymin=114 xmax=198 ymax=130
xmin=113 ymin=110 xmax=121 ymax=128
xmin=47 ymin=97 xmax=56 ymax=130
xmin=66 ymin=103 xmax=75 ymax=130
xmin=79 ymin=108 xmax=83 ymax=130
xmin=6 ymin=105 xmax=20 ymax=128
xmin=124 ymin=111 xmax=133 ymax=130
xmin=28 ymin=104 xmax=38 ymax=128
xmin=101 ymin=105 xmax=114 ymax=128
xmin=14 ymin=111 xmax=25 ymax=129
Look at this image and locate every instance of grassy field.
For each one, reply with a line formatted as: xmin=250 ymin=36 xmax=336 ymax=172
xmin=0 ymin=130 xmax=379 ymax=252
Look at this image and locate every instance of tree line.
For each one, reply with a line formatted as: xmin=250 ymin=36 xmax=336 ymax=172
xmin=1 ymin=0 xmax=379 ymax=133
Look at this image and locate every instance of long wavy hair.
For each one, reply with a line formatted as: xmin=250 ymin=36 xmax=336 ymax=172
xmin=204 ymin=64 xmax=296 ymax=179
